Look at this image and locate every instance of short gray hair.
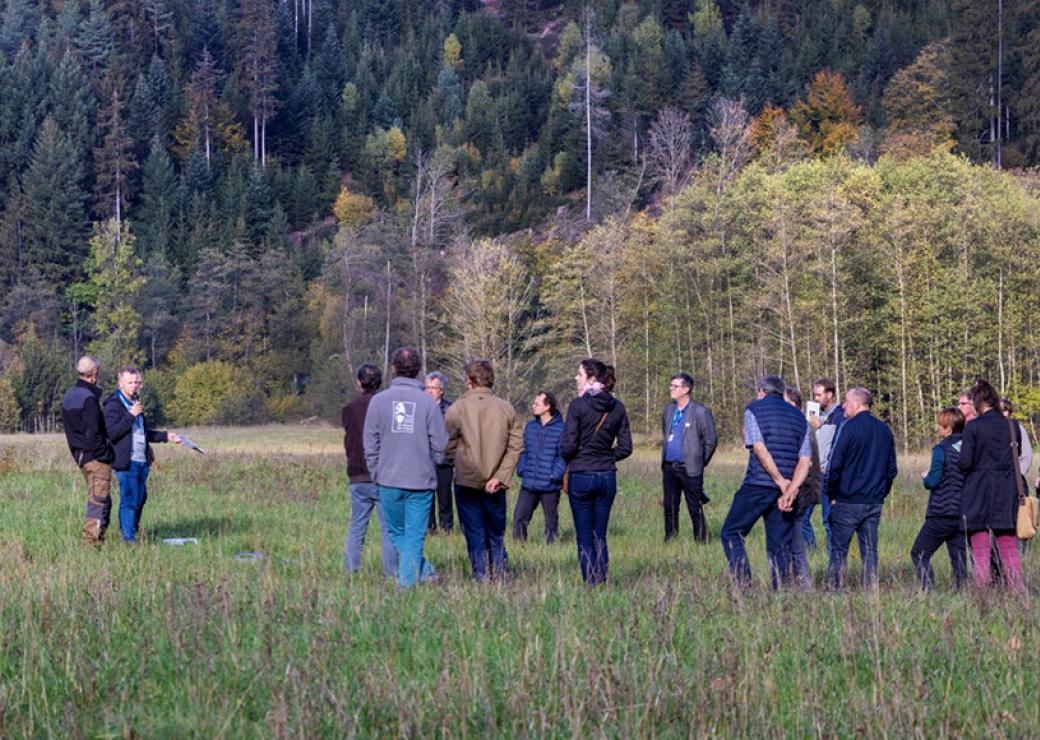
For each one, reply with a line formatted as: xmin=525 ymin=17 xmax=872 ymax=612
xmin=75 ymin=355 xmax=99 ymax=376
xmin=757 ymin=375 xmax=784 ymax=397
xmin=848 ymin=386 xmax=873 ymax=408
xmin=425 ymin=371 xmax=448 ymax=388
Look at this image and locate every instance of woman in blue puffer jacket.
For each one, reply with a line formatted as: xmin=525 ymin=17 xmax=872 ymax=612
xmin=513 ymin=390 xmax=566 ymax=543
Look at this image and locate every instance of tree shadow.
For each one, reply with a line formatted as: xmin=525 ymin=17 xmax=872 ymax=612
xmin=147 ymin=516 xmax=247 ymax=539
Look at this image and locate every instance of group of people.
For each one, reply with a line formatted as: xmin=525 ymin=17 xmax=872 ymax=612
xmin=343 ymin=348 xmax=632 ymax=586
xmin=58 ymin=352 xmax=1031 ymax=593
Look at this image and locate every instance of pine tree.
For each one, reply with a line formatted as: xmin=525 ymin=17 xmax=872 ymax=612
xmin=721 ymin=3 xmax=758 ymax=101
xmin=77 ymin=0 xmax=114 ymax=83
xmin=94 ymin=78 xmax=138 ymax=236
xmin=137 ymin=136 xmax=179 ymax=258
xmin=315 ymin=23 xmax=345 ymax=114
xmin=234 ymin=0 xmax=278 ymax=168
xmin=48 ymin=50 xmax=95 ymax=156
xmin=20 ymin=118 xmax=89 ymax=285
xmin=0 ymin=0 xmax=40 ymax=60
xmin=0 ymin=42 xmax=50 ymax=201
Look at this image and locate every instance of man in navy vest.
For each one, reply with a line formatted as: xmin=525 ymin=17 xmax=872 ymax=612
xmin=721 ymin=375 xmax=812 ymax=588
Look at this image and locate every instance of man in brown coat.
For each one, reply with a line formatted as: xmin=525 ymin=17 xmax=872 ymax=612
xmin=444 ymin=358 xmax=523 ymax=580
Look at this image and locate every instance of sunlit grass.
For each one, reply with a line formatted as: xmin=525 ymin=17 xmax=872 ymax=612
xmin=0 ymin=426 xmax=1035 ymax=736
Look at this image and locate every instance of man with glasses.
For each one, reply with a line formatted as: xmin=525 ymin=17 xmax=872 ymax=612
xmin=957 ymin=392 xmax=977 ymax=423
xmin=661 ymin=372 xmax=718 ymax=542
xmin=424 ymin=371 xmax=455 ymax=533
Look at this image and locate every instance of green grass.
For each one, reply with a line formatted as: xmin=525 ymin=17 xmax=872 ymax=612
xmin=0 ymin=426 xmax=1037 ymax=736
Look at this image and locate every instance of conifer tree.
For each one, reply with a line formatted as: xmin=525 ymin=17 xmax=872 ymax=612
xmin=19 ymin=118 xmax=88 ymax=285
xmin=94 ymin=79 xmax=138 ymax=236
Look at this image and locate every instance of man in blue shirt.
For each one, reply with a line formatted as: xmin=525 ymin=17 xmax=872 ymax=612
xmin=825 ymin=386 xmax=897 ymax=589
xmin=720 ymin=375 xmax=812 ymax=589
xmin=103 ymin=366 xmax=182 ymax=543
xmin=802 ymin=377 xmax=844 ymax=553
xmin=661 ymin=372 xmax=718 ymax=542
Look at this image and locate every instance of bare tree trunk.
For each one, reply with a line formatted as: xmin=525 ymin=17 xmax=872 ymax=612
xmin=644 ymin=292 xmax=651 ymax=436
xmin=383 ymin=259 xmax=392 ymax=380
xmin=114 ymin=180 xmax=122 ymax=241
xmin=579 ymin=279 xmax=593 ymax=356
xmin=779 ymin=213 xmax=800 ymax=389
xmin=998 ymin=267 xmax=1006 ymax=392
xmin=897 ymin=252 xmax=910 ymax=454
xmin=996 ymin=0 xmax=1003 ymax=168
xmin=253 ymin=114 xmax=259 ymax=163
xmin=307 ymin=0 xmax=313 ymax=57
xmin=585 ymin=4 xmax=592 ymax=222
xmin=261 ymin=112 xmax=267 ymax=169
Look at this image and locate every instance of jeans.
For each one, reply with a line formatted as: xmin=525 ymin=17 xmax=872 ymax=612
xmin=827 ymin=501 xmax=883 ymax=589
xmin=428 ymin=464 xmax=455 ymax=532
xmin=567 ymin=471 xmax=617 ymax=585
xmin=455 ymin=485 xmax=508 ymax=580
xmin=378 ymin=486 xmax=436 ymax=588
xmin=909 ymin=516 xmax=968 ymax=590
xmin=720 ymin=483 xmax=797 ymax=589
xmin=345 ymin=482 xmax=398 ymax=579
xmin=512 ymin=488 xmax=560 ymax=543
xmin=114 ymin=460 xmax=149 ymax=542
xmin=801 ymin=495 xmax=831 ymax=553
xmin=662 ymin=464 xmax=708 ymax=541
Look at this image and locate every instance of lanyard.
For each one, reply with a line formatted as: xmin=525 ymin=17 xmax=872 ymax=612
xmin=671 ymin=405 xmax=686 ymax=431
xmin=119 ymin=391 xmax=143 ymax=431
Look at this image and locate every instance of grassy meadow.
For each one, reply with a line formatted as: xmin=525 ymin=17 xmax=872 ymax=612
xmin=0 ymin=425 xmax=1038 ymax=737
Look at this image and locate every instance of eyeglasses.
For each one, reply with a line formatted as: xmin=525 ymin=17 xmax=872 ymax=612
xmin=668 ymin=384 xmax=686 ymax=390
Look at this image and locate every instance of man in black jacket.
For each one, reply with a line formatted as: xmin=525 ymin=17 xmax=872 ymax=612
xmin=825 ymin=386 xmax=897 ymax=589
xmin=103 ymin=366 xmax=181 ymax=543
xmin=62 ymin=356 xmax=116 ymax=545
xmin=661 ymin=372 xmax=718 ymax=542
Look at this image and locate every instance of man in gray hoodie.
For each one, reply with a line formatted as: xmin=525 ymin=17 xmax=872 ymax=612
xmin=363 ymin=347 xmax=449 ymax=587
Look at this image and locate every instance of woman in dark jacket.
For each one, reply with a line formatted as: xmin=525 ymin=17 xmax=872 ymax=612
xmin=911 ymin=407 xmax=968 ymax=590
xmin=513 ymin=390 xmax=566 ymax=543
xmin=957 ymin=378 xmax=1024 ymax=592
xmin=560 ymin=358 xmax=633 ymax=585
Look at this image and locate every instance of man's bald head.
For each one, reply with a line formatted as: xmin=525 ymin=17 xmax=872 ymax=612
xmin=843 ymin=386 xmax=873 ymax=418
xmin=76 ymin=356 xmax=100 ymax=379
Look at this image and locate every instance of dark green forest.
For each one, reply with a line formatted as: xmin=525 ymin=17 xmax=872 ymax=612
xmin=2 ymin=0 xmax=1040 ymax=448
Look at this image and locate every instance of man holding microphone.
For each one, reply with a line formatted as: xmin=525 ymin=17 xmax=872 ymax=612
xmin=103 ymin=366 xmax=181 ymax=543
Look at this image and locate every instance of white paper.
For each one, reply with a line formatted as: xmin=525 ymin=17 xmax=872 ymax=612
xmin=805 ymin=401 xmax=820 ymax=421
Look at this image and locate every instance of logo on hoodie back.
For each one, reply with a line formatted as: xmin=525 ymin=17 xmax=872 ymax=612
xmin=392 ymin=402 xmax=416 ymax=433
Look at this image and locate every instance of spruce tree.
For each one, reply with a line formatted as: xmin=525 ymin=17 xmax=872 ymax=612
xmin=137 ymin=136 xmax=179 ymax=258
xmin=0 ymin=0 xmax=40 ymax=60
xmin=77 ymin=0 xmax=114 ymax=83
xmin=93 ymin=78 xmax=138 ymax=234
xmin=20 ymin=118 xmax=89 ymax=285
xmin=48 ymin=50 xmax=95 ymax=156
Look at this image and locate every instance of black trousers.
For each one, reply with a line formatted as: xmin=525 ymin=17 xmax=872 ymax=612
xmin=512 ymin=487 xmax=560 ymax=543
xmin=909 ymin=516 xmax=968 ymax=589
xmin=428 ymin=464 xmax=455 ymax=532
xmin=662 ymin=463 xmax=708 ymax=541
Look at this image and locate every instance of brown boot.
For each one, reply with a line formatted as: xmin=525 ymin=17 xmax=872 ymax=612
xmin=82 ymin=518 xmax=104 ymax=546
